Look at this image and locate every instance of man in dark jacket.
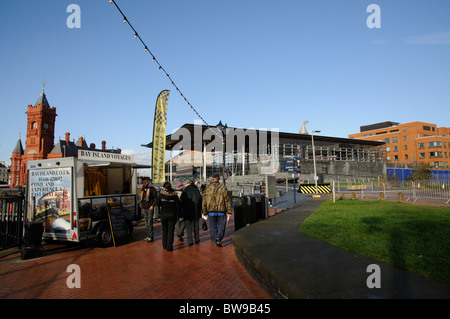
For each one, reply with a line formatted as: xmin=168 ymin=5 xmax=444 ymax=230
xmin=180 ymin=179 xmax=203 ymax=246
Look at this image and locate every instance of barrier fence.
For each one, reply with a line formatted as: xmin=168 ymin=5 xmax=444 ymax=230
xmin=1 ymin=194 xmax=25 ymax=250
xmin=334 ymin=180 xmax=450 ymax=205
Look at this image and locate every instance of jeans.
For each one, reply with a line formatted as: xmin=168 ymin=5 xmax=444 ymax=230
xmin=208 ymin=213 xmax=227 ymax=243
xmin=142 ymin=208 xmax=154 ymax=239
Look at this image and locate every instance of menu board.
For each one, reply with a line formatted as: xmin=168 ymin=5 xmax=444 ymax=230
xmin=106 ymin=202 xmax=128 ymax=246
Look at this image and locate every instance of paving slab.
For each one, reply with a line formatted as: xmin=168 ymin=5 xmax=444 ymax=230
xmin=232 ymin=199 xmax=450 ymax=299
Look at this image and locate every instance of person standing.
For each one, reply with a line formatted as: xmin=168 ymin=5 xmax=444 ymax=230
xmin=140 ymin=177 xmax=157 ymax=242
xmin=180 ymin=179 xmax=203 ymax=246
xmin=175 ymin=182 xmax=186 ymax=242
xmin=151 ymin=182 xmax=181 ymax=252
xmin=202 ymin=173 xmax=232 ymax=247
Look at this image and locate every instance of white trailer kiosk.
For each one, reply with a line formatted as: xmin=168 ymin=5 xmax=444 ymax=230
xmin=26 ymin=150 xmax=143 ymax=246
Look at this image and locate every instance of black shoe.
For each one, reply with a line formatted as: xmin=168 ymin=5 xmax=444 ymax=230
xmin=215 ymin=238 xmax=222 ymax=247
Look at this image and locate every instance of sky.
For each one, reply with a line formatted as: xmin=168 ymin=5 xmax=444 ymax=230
xmin=1 ymin=0 xmax=449 ymax=166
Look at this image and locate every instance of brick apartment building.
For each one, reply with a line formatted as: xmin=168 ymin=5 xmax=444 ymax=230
xmin=349 ymin=121 xmax=450 ymax=169
xmin=9 ymin=90 xmax=121 ymax=187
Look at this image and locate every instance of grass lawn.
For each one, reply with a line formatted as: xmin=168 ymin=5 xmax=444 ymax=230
xmin=299 ymin=199 xmax=450 ymax=285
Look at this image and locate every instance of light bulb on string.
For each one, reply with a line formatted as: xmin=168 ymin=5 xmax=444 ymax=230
xmin=109 ymin=0 xmax=216 ymax=130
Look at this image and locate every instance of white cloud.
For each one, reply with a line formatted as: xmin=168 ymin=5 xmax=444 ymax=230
xmin=404 ymin=32 xmax=450 ymax=45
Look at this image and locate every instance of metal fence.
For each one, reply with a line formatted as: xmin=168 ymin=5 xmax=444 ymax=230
xmin=1 ymin=194 xmax=25 ymax=250
xmin=333 ymin=180 xmax=450 ymax=205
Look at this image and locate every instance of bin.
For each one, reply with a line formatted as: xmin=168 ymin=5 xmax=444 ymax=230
xmin=21 ymin=221 xmax=44 ymax=260
xmin=234 ymin=197 xmax=249 ymax=231
xmin=253 ymin=194 xmax=266 ymax=220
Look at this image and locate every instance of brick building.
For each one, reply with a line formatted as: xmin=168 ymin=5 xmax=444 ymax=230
xmin=9 ymin=90 xmax=121 ymax=187
xmin=349 ymin=121 xmax=450 ymax=169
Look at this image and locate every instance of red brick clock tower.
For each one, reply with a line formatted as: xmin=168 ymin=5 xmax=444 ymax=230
xmin=10 ymin=88 xmax=57 ymax=187
xmin=24 ymin=89 xmax=57 ymax=161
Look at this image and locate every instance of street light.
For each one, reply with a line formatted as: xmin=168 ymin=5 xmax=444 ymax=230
xmin=311 ymin=130 xmax=321 ymax=197
xmin=216 ymin=121 xmax=228 ymax=186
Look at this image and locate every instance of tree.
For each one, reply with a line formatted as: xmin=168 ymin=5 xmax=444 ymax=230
xmin=407 ymin=162 xmax=432 ymax=181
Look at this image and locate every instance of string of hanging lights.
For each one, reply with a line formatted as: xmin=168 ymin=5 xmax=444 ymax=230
xmin=108 ymin=0 xmax=213 ymax=129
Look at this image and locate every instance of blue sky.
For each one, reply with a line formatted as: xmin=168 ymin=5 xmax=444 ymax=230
xmin=1 ymin=0 xmax=449 ymax=166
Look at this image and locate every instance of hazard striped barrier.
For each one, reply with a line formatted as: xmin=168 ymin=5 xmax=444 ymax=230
xmin=298 ymin=183 xmax=331 ymax=194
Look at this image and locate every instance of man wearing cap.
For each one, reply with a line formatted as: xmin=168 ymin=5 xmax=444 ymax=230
xmin=202 ymin=173 xmax=232 ymax=247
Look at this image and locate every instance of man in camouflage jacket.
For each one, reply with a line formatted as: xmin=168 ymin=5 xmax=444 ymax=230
xmin=202 ymin=173 xmax=232 ymax=247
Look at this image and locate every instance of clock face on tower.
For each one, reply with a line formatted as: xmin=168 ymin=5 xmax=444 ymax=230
xmin=33 ymin=122 xmax=38 ymax=129
xmin=44 ymin=123 xmax=49 ymax=129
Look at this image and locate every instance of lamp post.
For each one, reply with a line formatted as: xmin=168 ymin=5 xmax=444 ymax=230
xmin=311 ymin=130 xmax=321 ymax=197
xmin=217 ymin=121 xmax=228 ymax=186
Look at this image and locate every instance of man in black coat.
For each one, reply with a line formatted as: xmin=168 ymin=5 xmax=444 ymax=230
xmin=180 ymin=179 xmax=203 ymax=246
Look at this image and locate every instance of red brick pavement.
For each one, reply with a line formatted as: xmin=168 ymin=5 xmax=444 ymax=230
xmin=0 ymin=215 xmax=271 ymax=299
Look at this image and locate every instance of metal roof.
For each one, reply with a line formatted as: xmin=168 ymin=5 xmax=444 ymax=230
xmin=34 ymin=91 xmax=50 ymax=108
xmin=142 ymin=123 xmax=384 ymax=151
xmin=12 ymin=137 xmax=24 ymax=155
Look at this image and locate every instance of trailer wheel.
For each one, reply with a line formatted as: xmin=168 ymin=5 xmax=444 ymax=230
xmin=96 ymin=223 xmax=113 ymax=247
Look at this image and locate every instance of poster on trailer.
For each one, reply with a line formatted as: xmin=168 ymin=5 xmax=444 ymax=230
xmin=29 ymin=167 xmax=72 ymax=234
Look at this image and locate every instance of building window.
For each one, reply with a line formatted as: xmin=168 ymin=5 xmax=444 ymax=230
xmin=386 ymin=147 xmax=390 ymax=153
xmin=394 ymin=155 xmax=399 ymax=161
xmin=419 ymin=153 xmax=426 ymax=159
xmin=429 ymin=151 xmax=443 ymax=158
xmin=404 ymin=145 xmax=407 ymax=150
xmin=385 ymin=138 xmax=390 ymax=144
xmin=402 ymin=127 xmax=406 ymax=132
xmin=393 ymin=146 xmax=398 ymax=152
xmin=428 ymin=141 xmax=442 ymax=148
xmin=403 ymin=136 xmax=407 ymax=141
xmin=392 ymin=137 xmax=398 ymax=143
xmin=430 ymin=162 xmax=443 ymax=168
xmin=386 ymin=156 xmax=391 ymax=161
xmin=418 ymin=143 xmax=425 ymax=149
xmin=405 ymin=154 xmax=408 ymax=160
xmin=423 ymin=126 xmax=431 ymax=131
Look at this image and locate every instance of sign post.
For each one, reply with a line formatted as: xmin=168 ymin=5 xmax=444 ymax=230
xmin=265 ymin=175 xmax=278 ymax=215
xmin=106 ymin=201 xmax=128 ymax=247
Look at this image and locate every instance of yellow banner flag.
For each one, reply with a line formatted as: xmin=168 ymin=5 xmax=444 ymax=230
xmin=152 ymin=90 xmax=170 ymax=184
